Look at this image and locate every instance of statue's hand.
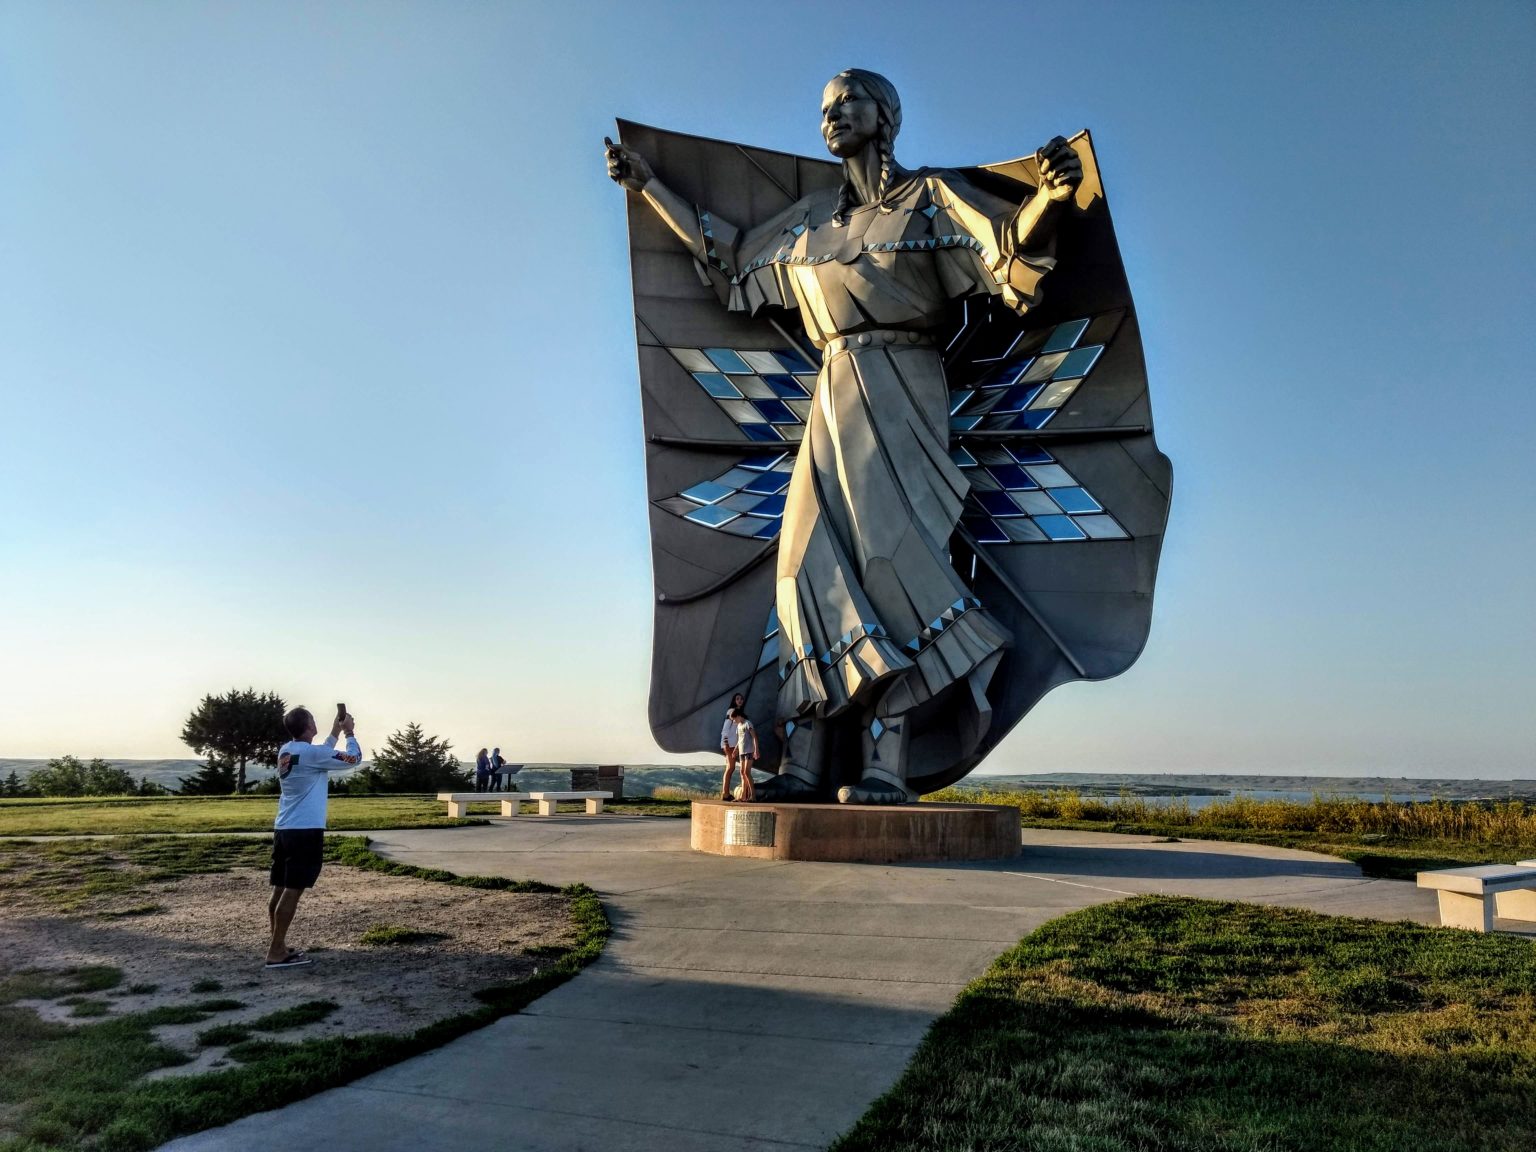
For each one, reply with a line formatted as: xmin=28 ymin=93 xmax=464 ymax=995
xmin=1035 ymin=136 xmax=1083 ymax=204
xmin=604 ymin=137 xmax=654 ymax=192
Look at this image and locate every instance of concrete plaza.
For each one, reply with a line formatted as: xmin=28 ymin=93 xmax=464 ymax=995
xmin=160 ymin=816 xmax=1449 ymax=1152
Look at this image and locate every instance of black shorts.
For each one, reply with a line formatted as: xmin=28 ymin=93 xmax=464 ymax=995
xmin=270 ymin=828 xmax=325 ymax=889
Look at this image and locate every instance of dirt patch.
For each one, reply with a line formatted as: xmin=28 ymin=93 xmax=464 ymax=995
xmin=0 ymin=864 xmax=578 ymax=1077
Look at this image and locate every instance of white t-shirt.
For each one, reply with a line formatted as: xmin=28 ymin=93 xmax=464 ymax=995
xmin=735 ymin=719 xmax=756 ymax=756
xmin=274 ymin=734 xmax=361 ymax=830
xmin=720 ymin=715 xmax=738 ymax=750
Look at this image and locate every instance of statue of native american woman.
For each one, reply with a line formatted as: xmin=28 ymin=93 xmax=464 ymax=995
xmin=606 ymin=69 xmax=1172 ymax=804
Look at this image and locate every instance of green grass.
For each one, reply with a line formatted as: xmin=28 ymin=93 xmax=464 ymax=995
xmin=359 ymin=924 xmax=449 ymax=947
xmin=0 ymin=793 xmax=689 ymax=836
xmin=0 ymin=967 xmax=121 ymax=1006
xmin=0 ymin=836 xmax=274 ymax=912
xmin=195 ymin=1025 xmax=251 ymax=1047
xmin=247 ymin=1000 xmax=336 ymax=1032
xmin=0 ymin=835 xmax=609 ymax=1152
xmin=932 ymin=787 xmax=1536 ymax=879
xmin=187 ymin=980 xmax=221 ymax=994
xmin=0 ymin=795 xmax=486 ymax=836
xmin=832 ymin=896 xmax=1536 ymax=1152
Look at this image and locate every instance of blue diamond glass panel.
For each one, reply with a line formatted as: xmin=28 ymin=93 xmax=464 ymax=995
xmin=693 ymin=372 xmax=742 ymax=398
xmin=974 ymin=359 xmax=1032 ymax=390
xmin=1035 ymin=515 xmax=1087 ymax=541
xmin=703 ymin=347 xmax=753 ymax=374
xmin=749 ymin=493 xmax=787 ymax=517
xmin=763 ymin=374 xmax=806 ymax=398
xmin=975 ymin=490 xmax=1023 ymax=518
xmin=681 ymin=480 xmax=734 ymax=505
xmin=987 ymin=464 xmax=1039 ymax=490
xmin=739 ymin=453 xmax=787 ymax=471
xmin=1039 ymin=318 xmax=1090 ymax=353
xmin=751 ymin=398 xmax=797 ymax=424
xmin=685 ymin=504 xmax=740 ymax=528
xmin=994 ymin=384 xmax=1044 ymax=414
xmin=774 ymin=347 xmax=818 ymax=374
xmin=743 ymin=471 xmax=789 ymax=495
xmin=1008 ymin=443 xmax=1054 ymax=465
xmin=963 ymin=516 xmax=1008 ymax=544
xmin=1052 ymin=345 xmax=1103 ymax=379
xmin=1048 ymin=486 xmax=1102 ymax=514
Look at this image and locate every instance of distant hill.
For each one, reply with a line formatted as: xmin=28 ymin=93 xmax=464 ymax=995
xmin=0 ymin=759 xmax=725 ymax=796
xmin=3 ymin=760 xmax=1531 ymax=802
xmin=956 ymin=772 xmax=1536 ymax=802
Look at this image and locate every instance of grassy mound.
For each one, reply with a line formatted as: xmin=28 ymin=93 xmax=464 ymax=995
xmin=832 ymin=897 xmax=1536 ymax=1152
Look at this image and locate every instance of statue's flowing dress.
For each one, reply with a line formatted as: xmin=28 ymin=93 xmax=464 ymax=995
xmin=690 ymin=169 xmax=1057 ymax=756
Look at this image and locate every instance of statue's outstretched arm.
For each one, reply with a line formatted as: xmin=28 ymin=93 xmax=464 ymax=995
xmin=1010 ymin=136 xmax=1083 ymax=251
xmin=604 ymin=137 xmax=740 ymax=269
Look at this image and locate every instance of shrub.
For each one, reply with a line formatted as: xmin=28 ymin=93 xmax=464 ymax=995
xmin=26 ymin=756 xmax=138 ymax=797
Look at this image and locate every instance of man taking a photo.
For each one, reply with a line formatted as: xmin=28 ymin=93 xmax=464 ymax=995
xmin=266 ymin=705 xmax=361 ymax=968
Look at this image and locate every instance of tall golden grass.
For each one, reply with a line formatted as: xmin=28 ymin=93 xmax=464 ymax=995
xmin=927 ymin=787 xmax=1536 ymax=846
xmin=651 ymin=785 xmax=716 ymax=801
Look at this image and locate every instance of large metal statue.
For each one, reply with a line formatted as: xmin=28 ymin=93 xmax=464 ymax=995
xmin=606 ymin=69 xmax=1171 ymax=805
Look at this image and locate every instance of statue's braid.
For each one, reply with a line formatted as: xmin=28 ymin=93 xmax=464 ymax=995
xmin=833 ymin=180 xmax=854 ymax=228
xmin=876 ymin=123 xmax=894 ymax=213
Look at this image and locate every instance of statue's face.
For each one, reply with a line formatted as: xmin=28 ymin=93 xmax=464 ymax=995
xmin=821 ymin=75 xmax=880 ymax=158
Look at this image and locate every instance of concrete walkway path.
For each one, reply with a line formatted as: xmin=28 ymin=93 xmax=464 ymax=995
xmin=160 ymin=818 xmax=1447 ymax=1152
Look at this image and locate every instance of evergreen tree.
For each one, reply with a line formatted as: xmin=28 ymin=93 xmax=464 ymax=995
xmin=177 ymin=755 xmax=240 ymax=796
xmin=2 ymin=770 xmax=38 ymax=798
xmin=180 ymin=688 xmax=286 ymax=793
xmin=28 ymin=756 xmax=138 ymax=796
xmin=352 ymin=723 xmax=466 ymax=793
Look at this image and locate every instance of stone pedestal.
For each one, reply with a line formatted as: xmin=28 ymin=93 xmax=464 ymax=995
xmin=690 ymin=800 xmax=1020 ymax=864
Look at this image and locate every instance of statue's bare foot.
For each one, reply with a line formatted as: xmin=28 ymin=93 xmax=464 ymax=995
xmin=754 ymin=773 xmax=819 ymax=802
xmin=837 ymin=778 xmax=913 ymax=805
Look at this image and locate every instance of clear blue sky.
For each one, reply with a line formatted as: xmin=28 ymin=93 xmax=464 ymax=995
xmin=2 ymin=1 xmax=1531 ymax=777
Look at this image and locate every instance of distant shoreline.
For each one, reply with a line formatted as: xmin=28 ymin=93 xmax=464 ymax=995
xmin=2 ymin=759 xmax=1533 ymax=803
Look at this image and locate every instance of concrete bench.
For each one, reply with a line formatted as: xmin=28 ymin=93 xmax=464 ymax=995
xmin=527 ymin=791 xmax=612 ymax=816
xmin=437 ymin=793 xmax=526 ymax=818
xmin=1416 ymin=864 xmax=1536 ymax=932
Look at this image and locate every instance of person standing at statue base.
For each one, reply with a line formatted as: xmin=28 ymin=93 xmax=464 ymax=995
xmin=719 ymin=693 xmax=745 ymax=800
xmin=731 ymin=708 xmax=759 ymax=802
